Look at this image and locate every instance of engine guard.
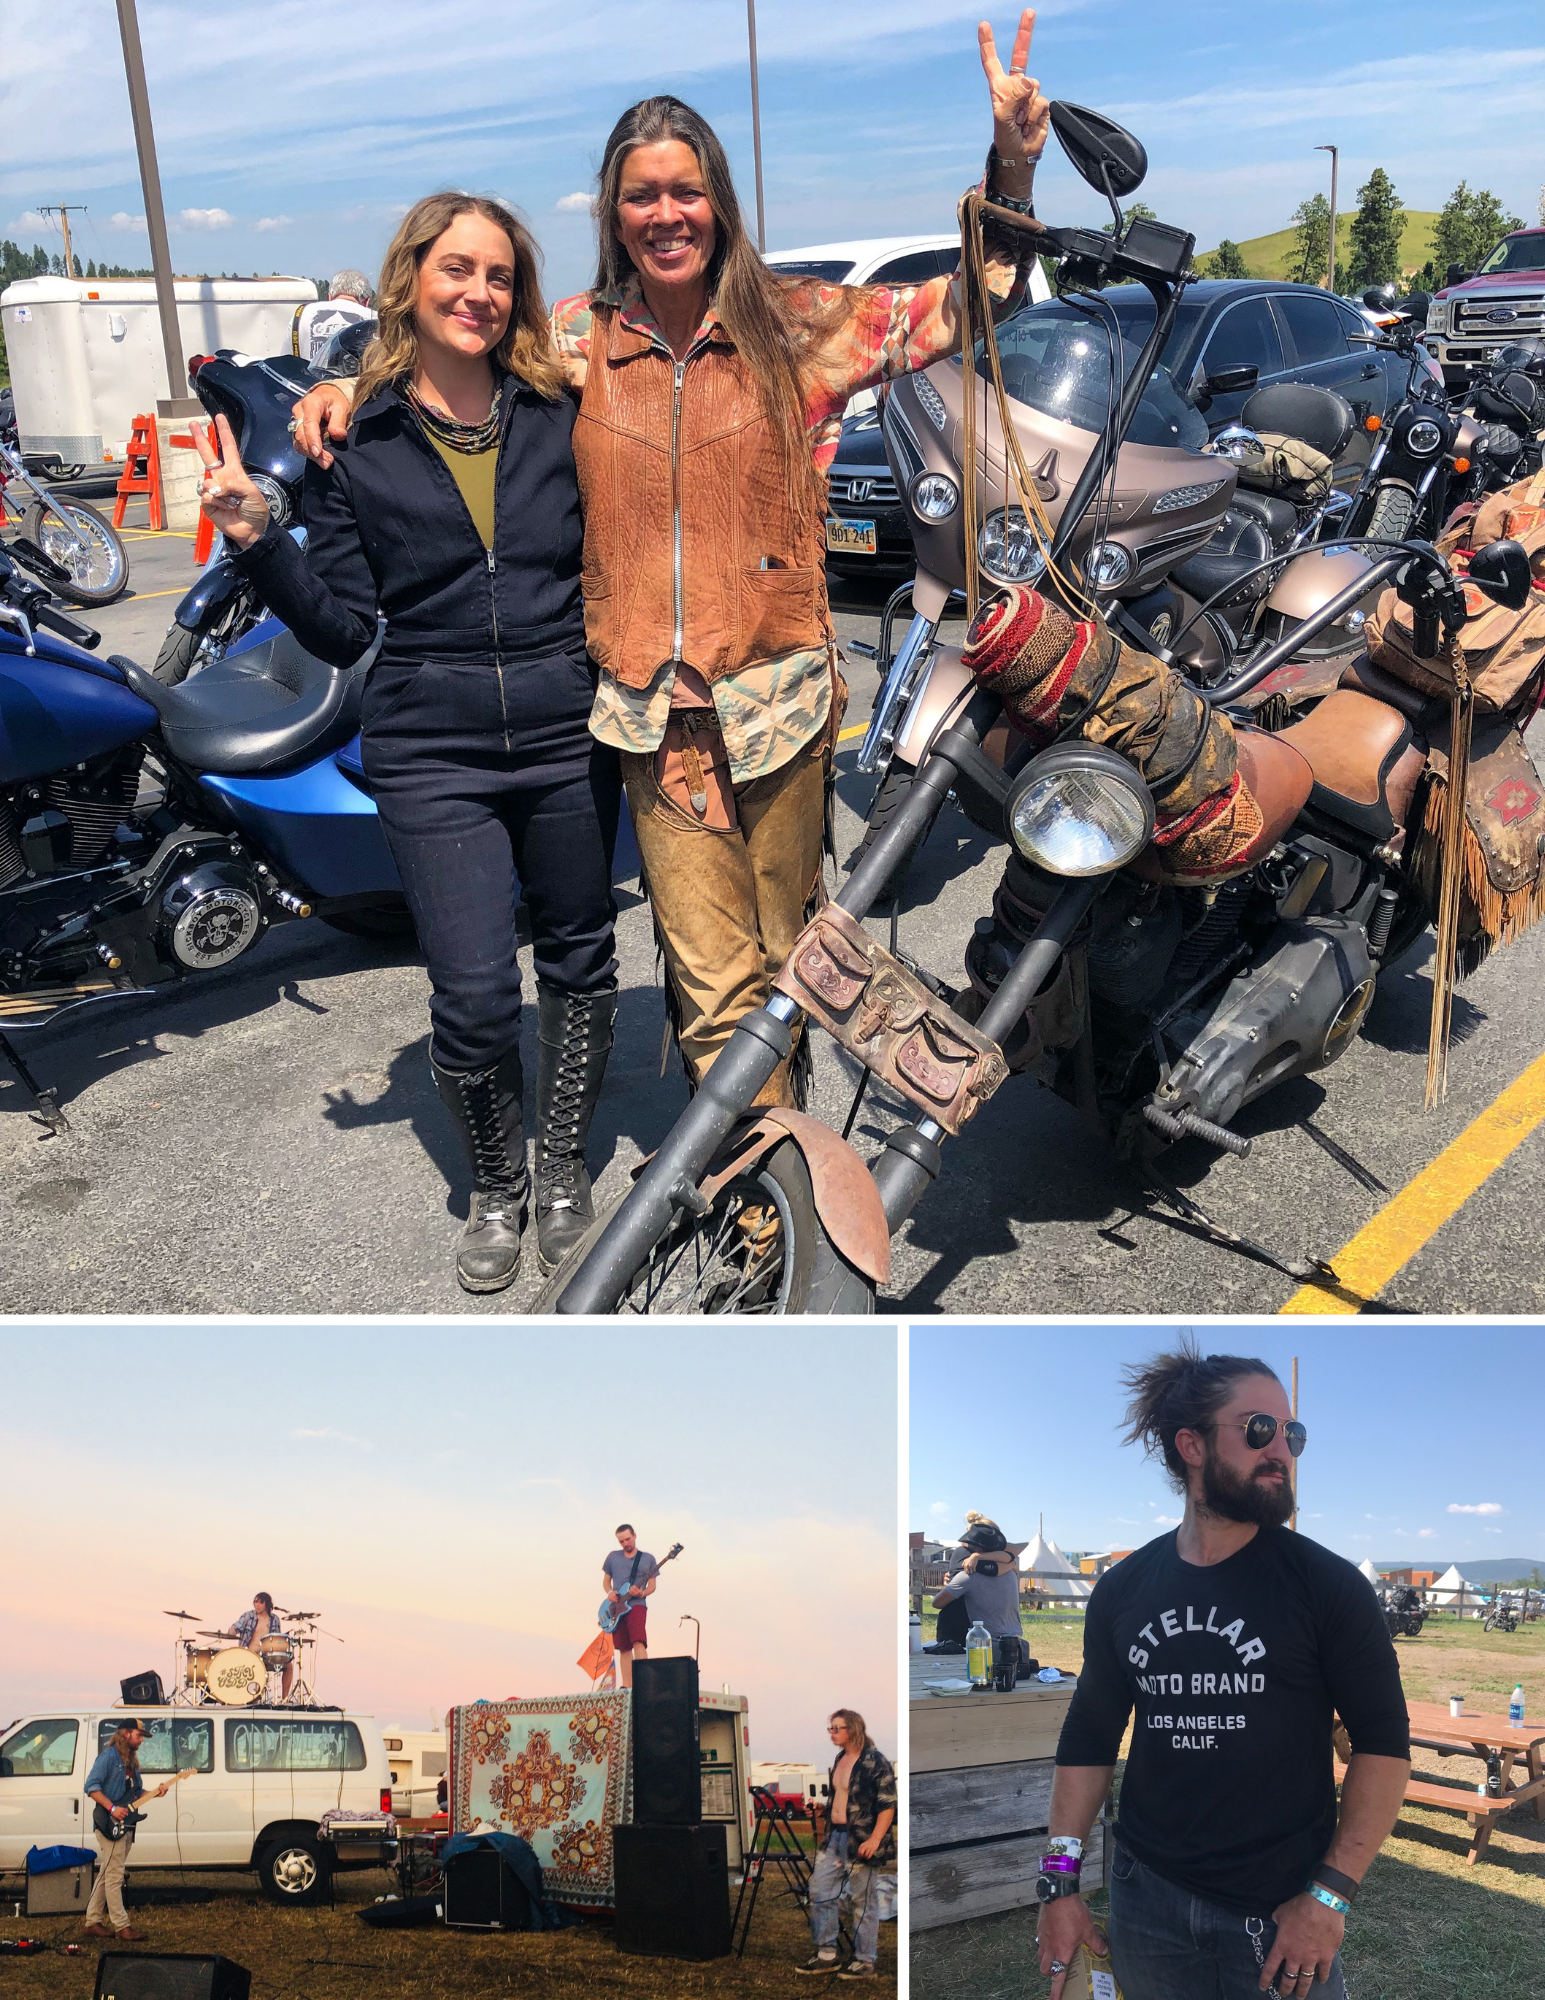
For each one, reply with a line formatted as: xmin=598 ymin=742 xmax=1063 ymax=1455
xmin=1154 ymin=916 xmax=1376 ymax=1135
xmin=700 ymin=1108 xmax=891 ymax=1288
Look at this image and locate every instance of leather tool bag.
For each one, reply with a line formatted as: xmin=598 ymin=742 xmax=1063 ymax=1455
xmin=1236 ymin=432 xmax=1335 ymax=507
xmin=774 ymin=904 xmax=1009 ymax=1134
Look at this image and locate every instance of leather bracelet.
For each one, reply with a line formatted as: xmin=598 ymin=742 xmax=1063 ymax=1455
xmin=986 ymin=147 xmax=1037 ymax=217
xmin=1312 ymin=1864 xmax=1359 ymax=1905
xmin=1306 ymin=1883 xmax=1351 ymax=1918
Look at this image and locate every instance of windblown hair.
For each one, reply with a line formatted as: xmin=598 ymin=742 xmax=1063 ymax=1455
xmin=111 ymin=1729 xmax=142 ymax=1772
xmin=829 ymin=1709 xmax=868 ymax=1756
xmin=1121 ymin=1335 xmax=1282 ymax=1493
xmin=351 ymin=191 xmax=567 ymax=412
xmin=254 ymin=1592 xmax=274 ymax=1615
xmin=590 ymin=97 xmax=846 ymax=506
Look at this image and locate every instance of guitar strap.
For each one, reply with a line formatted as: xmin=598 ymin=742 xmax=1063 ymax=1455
xmin=628 ymin=1553 xmax=642 ymax=1593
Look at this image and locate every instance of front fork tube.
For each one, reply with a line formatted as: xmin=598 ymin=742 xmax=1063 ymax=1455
xmin=856 ymin=610 xmax=939 ymax=775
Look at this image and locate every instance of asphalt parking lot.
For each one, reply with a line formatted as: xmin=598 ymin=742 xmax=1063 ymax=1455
xmin=5 ymin=493 xmax=1545 ymax=1316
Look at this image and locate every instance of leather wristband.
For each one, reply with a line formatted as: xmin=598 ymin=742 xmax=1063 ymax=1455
xmin=1306 ymin=1883 xmax=1351 ymax=1918
xmin=986 ymin=146 xmax=1037 ymax=216
xmin=1312 ymin=1864 xmax=1359 ymax=1904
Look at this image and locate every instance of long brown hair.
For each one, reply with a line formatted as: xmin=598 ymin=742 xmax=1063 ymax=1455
xmin=111 ymin=1728 xmax=142 ymax=1772
xmin=828 ymin=1709 xmax=869 ymax=1757
xmin=591 ymin=97 xmax=845 ymax=507
xmin=1121 ymin=1335 xmax=1281 ymax=1492
xmin=352 ymin=192 xmax=567 ymax=412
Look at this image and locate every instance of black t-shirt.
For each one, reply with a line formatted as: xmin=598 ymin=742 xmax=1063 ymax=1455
xmin=1056 ymin=1527 xmax=1409 ymax=1914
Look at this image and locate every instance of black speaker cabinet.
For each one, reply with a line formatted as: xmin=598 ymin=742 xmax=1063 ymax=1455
xmin=93 ymin=1954 xmax=251 ymax=2000
xmin=614 ymin=1822 xmax=730 ymax=1960
xmin=442 ymin=1846 xmax=534 ymax=1931
xmin=118 ymin=1671 xmax=166 ymax=1707
xmin=631 ymin=1655 xmax=700 ymax=1824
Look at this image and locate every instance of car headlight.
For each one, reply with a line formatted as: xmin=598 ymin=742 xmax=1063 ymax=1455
xmin=978 ymin=506 xmax=1046 ymax=585
xmin=250 ymin=473 xmax=293 ymax=528
xmin=1085 ymin=540 xmax=1134 ymax=589
xmin=1006 ymin=742 xmax=1155 ymax=877
xmin=1426 ymin=300 xmax=1449 ymax=336
xmin=910 ymin=472 xmax=958 ymax=521
xmin=1405 ymin=418 xmax=1443 ymax=456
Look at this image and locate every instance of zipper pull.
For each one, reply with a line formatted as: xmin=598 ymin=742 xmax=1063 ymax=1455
xmin=486 ymin=549 xmax=496 ymax=573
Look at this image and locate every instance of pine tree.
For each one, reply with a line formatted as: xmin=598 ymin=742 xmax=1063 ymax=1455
xmin=1422 ymin=181 xmax=1524 ymax=287
xmin=1347 ymin=169 xmax=1404 ymax=289
xmin=1207 ymin=239 xmax=1250 ymax=279
xmin=1291 ymin=194 xmax=1332 ymax=286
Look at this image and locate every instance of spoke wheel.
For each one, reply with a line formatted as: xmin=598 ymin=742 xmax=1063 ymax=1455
xmin=23 ymin=499 xmax=129 ymax=604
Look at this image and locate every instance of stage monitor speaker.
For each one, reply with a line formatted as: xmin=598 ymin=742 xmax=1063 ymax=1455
xmin=631 ymin=1655 xmax=700 ymax=1825
xmin=92 ymin=1953 xmax=250 ymax=2000
xmin=119 ymin=1670 xmax=166 ymax=1707
xmin=614 ymin=1822 xmax=730 ymax=1960
xmin=442 ymin=1846 xmax=534 ymax=1931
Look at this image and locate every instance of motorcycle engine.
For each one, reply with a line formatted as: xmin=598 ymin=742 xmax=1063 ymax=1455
xmin=159 ymin=857 xmax=265 ymax=970
xmin=0 ymin=746 xmax=145 ymax=889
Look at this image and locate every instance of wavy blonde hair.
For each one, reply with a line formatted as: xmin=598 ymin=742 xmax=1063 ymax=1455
xmin=352 ymin=192 xmax=566 ymax=412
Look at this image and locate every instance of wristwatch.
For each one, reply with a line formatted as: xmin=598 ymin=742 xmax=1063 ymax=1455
xmin=1034 ymin=1871 xmax=1081 ymax=1903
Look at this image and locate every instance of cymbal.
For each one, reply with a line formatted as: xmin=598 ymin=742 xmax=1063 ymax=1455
xmin=163 ymin=1610 xmax=203 ymax=1620
xmin=195 ymin=1630 xmax=228 ymax=1638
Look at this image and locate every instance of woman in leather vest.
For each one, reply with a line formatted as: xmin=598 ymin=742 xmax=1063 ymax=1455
xmin=292 ymin=11 xmax=1050 ymax=1110
xmin=193 ymin=194 xmax=621 ymax=1295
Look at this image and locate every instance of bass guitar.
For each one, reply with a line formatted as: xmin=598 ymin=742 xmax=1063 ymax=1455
xmin=598 ymin=1542 xmax=683 ymax=1633
xmin=92 ymin=1767 xmax=198 ymax=1840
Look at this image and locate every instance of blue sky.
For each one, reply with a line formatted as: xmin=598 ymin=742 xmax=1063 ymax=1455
xmin=1 ymin=1323 xmax=898 ymax=1767
xmin=5 ymin=1 xmax=1543 ymax=304
xmin=910 ymin=1324 xmax=1545 ymax=1570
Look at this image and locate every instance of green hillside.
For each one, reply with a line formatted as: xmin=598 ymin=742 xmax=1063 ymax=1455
xmin=1199 ymin=210 xmax=1440 ymax=282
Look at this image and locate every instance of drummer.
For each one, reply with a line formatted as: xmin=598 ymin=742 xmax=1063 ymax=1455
xmin=223 ymin=1592 xmax=293 ymax=1699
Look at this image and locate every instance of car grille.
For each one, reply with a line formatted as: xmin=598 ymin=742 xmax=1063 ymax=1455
xmin=1452 ymin=293 xmax=1545 ymax=340
xmin=827 ymin=469 xmax=901 ymax=510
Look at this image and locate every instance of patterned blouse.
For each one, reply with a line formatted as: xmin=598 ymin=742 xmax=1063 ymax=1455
xmin=551 ymin=239 xmax=1026 ymax=783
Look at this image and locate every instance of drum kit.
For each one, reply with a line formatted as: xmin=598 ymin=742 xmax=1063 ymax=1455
xmin=161 ymin=1606 xmax=339 ymax=1708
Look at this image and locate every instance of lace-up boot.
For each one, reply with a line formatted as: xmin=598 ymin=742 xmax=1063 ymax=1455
xmin=534 ymin=983 xmax=618 ymax=1274
xmin=431 ymin=1047 xmax=529 ymax=1292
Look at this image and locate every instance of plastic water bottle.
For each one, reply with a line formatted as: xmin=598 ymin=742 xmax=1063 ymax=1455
xmin=966 ymin=1619 xmax=993 ymax=1688
xmin=1510 ymin=1685 xmax=1526 ymax=1726
xmin=909 ymin=1612 xmax=923 ymax=1654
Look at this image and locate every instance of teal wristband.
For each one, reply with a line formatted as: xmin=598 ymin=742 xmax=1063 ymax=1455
xmin=1307 ymin=1883 xmax=1351 ymax=1918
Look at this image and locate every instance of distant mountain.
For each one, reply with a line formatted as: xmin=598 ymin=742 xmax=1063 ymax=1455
xmin=1197 ymin=211 xmax=1440 ymax=284
xmin=1374 ymin=1558 xmax=1544 ymax=1583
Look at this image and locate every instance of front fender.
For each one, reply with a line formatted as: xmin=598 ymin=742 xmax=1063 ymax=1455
xmin=704 ymin=1109 xmax=891 ymax=1289
xmin=174 ymin=557 xmax=247 ymax=631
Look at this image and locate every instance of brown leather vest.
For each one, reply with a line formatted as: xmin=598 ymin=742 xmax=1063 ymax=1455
xmin=573 ymin=307 xmax=830 ymax=689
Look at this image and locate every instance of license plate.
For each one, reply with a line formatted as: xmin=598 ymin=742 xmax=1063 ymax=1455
xmin=826 ymin=516 xmax=877 ymax=555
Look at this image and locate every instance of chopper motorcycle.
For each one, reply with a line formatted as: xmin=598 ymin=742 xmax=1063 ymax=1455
xmin=534 ymin=103 xmax=1542 ymax=1316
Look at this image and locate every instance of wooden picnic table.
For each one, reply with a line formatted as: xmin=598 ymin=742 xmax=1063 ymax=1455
xmin=1338 ymin=1699 xmax=1545 ymax=1863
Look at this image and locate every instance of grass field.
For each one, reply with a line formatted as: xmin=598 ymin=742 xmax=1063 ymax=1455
xmin=1197 ymin=211 xmax=1441 ymax=283
xmin=911 ymin=1604 xmax=1545 ymax=2000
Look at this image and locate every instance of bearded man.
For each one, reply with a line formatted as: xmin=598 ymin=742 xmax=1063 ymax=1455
xmin=1036 ymin=1341 xmax=1411 ymax=2000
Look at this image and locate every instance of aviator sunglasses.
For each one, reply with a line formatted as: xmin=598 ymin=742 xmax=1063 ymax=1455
xmin=1211 ymin=1413 xmax=1308 ymax=1456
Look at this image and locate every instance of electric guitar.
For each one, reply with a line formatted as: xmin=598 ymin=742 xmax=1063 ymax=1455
xmin=598 ymin=1543 xmax=683 ymax=1632
xmin=92 ymin=1767 xmax=198 ymax=1841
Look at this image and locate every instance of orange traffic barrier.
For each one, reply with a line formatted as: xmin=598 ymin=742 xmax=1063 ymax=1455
xmin=112 ymin=413 xmax=164 ymax=531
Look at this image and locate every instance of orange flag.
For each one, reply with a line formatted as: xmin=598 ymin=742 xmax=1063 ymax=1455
xmin=576 ymin=1630 xmax=614 ymax=1685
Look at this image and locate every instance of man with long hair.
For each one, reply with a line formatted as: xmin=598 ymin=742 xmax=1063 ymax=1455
xmin=222 ymin=1590 xmax=293 ymax=1699
xmin=798 ymin=1709 xmax=895 ymax=1980
xmin=1035 ymin=1339 xmax=1411 ymax=2000
xmin=82 ymin=1720 xmax=167 ymax=1940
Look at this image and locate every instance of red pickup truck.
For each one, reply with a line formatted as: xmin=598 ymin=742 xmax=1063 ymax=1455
xmin=1424 ymin=227 xmax=1545 ymax=388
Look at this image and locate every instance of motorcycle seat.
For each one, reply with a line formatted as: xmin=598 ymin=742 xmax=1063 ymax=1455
xmin=1227 ymin=487 xmax=1299 ymax=552
xmin=116 ymin=627 xmax=365 ymax=776
xmin=1337 ymin=653 xmax=1445 ymax=733
xmin=1171 ymin=513 xmax=1277 ymax=608
xmin=1277 ymin=688 xmax=1419 ymax=842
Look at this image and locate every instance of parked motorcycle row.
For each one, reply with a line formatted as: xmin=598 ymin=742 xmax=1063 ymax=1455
xmin=3 ymin=102 xmax=1543 ymax=1314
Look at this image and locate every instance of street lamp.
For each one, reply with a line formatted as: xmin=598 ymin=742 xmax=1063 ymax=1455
xmin=1315 ymin=145 xmax=1338 ymax=293
xmin=746 ymin=0 xmax=767 ymax=252
xmin=679 ymin=1614 xmax=701 ymax=1663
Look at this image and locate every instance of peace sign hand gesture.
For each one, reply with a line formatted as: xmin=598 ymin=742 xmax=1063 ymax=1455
xmin=979 ymin=9 xmax=1050 ymax=171
xmin=193 ymin=414 xmax=270 ymax=551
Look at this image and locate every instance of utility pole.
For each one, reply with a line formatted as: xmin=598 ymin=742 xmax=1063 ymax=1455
xmin=114 ymin=0 xmax=199 ymax=416
xmin=1289 ymin=1355 xmax=1299 ymax=1531
xmin=746 ymin=0 xmax=767 ymax=252
xmin=1315 ymin=145 xmax=1339 ymax=293
xmin=38 ymin=204 xmax=88 ymax=280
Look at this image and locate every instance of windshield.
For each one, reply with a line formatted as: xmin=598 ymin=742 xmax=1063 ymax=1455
xmin=1477 ymin=234 xmax=1545 ymax=276
xmin=766 ymin=259 xmax=855 ymax=283
xmin=976 ymin=292 xmax=1210 ymax=449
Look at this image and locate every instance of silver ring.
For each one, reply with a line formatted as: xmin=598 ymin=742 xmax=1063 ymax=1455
xmin=1049 ymin=1963 xmax=1068 ymax=1976
xmin=287 ymin=419 xmax=300 ymax=435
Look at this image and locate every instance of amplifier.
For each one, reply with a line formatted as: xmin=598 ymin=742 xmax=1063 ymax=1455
xmin=632 ymin=1656 xmax=700 ymax=1825
xmin=614 ymin=1822 xmax=730 ymax=1960
xmin=119 ymin=1671 xmax=166 ymax=1707
xmin=442 ymin=1846 xmax=534 ymax=1931
xmin=27 ymin=1862 xmax=93 ymax=1915
xmin=92 ymin=1953 xmax=251 ymax=2000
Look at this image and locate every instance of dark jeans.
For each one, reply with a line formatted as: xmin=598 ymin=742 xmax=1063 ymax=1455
xmin=360 ymin=649 xmax=621 ymax=1072
xmin=1108 ymin=1845 xmax=1349 ymax=2000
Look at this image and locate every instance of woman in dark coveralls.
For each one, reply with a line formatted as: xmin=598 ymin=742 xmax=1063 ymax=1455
xmin=193 ymin=193 xmax=619 ymax=1293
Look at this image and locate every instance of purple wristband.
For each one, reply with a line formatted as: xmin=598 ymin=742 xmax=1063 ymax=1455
xmin=1040 ymin=1855 xmax=1082 ymax=1874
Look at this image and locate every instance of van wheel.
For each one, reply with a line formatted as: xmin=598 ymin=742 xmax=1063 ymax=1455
xmin=259 ymin=1834 xmax=327 ymax=1904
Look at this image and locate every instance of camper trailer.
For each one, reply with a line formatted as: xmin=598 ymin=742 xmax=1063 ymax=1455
xmin=379 ymin=1726 xmax=449 ymax=1821
xmin=749 ymin=1760 xmax=828 ymax=1816
xmin=1 ymin=275 xmax=316 ymax=470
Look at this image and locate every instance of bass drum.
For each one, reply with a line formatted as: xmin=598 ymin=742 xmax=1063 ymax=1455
xmin=207 ymin=1646 xmax=265 ymax=1705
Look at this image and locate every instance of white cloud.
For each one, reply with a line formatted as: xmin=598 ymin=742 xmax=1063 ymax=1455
xmin=555 ymin=191 xmax=591 ymax=213
xmin=1448 ymin=1502 xmax=1504 ymax=1515
xmin=928 ymin=1501 xmax=950 ymax=1517
xmin=1154 ymin=1513 xmax=1181 ymax=1526
xmin=1417 ymin=1528 xmax=1436 ymax=1539
xmin=291 ymin=1426 xmax=373 ymax=1450
xmin=107 ymin=211 xmax=147 ymax=234
xmin=176 ymin=207 xmax=234 ymax=231
xmin=11 ymin=210 xmax=53 ymax=233
xmin=254 ymin=215 xmax=292 ymax=233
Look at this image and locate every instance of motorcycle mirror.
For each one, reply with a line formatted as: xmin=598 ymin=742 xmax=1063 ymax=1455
xmin=1445 ymin=262 xmax=1470 ymax=287
xmin=1048 ymin=101 xmax=1148 ymax=214
xmin=1402 ymin=290 xmax=1432 ymax=317
xmin=1203 ymin=423 xmax=1266 ymax=461
xmin=1361 ymin=285 xmax=1397 ymax=311
xmin=1467 ymin=539 xmax=1533 ymax=612
xmin=1205 ymin=364 xmax=1259 ymax=396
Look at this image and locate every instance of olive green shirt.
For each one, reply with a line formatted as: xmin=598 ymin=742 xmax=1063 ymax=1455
xmin=427 ymin=434 xmax=497 ymax=552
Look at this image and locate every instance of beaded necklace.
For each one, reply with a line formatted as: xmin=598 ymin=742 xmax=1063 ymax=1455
xmin=405 ymin=376 xmax=504 ymax=454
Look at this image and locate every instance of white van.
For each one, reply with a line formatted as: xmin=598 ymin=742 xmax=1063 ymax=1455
xmin=0 ymin=1705 xmax=393 ymax=1905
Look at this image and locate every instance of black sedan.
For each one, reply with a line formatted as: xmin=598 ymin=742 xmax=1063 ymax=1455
xmin=824 ymin=278 xmax=1425 ymax=578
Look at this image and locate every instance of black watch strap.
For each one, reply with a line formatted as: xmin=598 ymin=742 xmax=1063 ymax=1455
xmin=1312 ymin=1864 xmax=1359 ymax=1904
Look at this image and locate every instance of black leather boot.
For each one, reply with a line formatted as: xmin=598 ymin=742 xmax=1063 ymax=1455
xmin=534 ymin=983 xmax=618 ymax=1274
xmin=431 ymin=1047 xmax=529 ymax=1293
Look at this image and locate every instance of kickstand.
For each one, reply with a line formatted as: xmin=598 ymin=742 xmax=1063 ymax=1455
xmin=0 ymin=1032 xmax=70 ymax=1136
xmin=1128 ymin=1168 xmax=1335 ymax=1285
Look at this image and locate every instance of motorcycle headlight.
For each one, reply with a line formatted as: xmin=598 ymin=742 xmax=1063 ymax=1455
xmin=977 ymin=506 xmax=1046 ymax=585
xmin=1006 ymin=742 xmax=1155 ymax=878
xmin=1085 ymin=540 xmax=1134 ymax=589
xmin=1405 ymin=418 xmax=1443 ymax=456
xmin=910 ymin=472 xmax=959 ymax=521
xmin=250 ymin=473 xmax=293 ymax=528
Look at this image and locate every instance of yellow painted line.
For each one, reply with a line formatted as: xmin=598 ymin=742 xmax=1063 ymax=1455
xmin=838 ymin=722 xmax=867 ymax=742
xmin=1280 ymin=1047 xmax=1545 ymax=1313
xmin=121 ymin=528 xmax=196 ymax=540
xmin=124 ymin=587 xmax=185 ymax=600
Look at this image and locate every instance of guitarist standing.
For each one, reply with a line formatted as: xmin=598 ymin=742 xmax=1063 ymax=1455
xmin=82 ymin=1721 xmax=167 ymax=1941
xmin=602 ymin=1524 xmax=659 ymax=1690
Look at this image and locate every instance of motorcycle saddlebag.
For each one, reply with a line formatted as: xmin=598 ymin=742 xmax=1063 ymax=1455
xmin=1235 ymin=432 xmax=1335 ymax=508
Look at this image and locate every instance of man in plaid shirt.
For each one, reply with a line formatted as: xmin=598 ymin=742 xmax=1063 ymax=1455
xmin=798 ymin=1708 xmax=896 ymax=1980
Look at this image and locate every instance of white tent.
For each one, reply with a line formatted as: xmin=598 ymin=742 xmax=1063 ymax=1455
xmin=1429 ymin=1564 xmax=1481 ymax=1612
xmin=1357 ymin=1559 xmax=1381 ymax=1587
xmin=1019 ymin=1531 xmax=1094 ymax=1602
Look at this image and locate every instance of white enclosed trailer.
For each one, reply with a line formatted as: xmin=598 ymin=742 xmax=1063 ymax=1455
xmin=1 ymin=276 xmax=317 ymax=468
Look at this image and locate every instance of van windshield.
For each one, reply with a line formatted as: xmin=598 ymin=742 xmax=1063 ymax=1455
xmin=976 ymin=291 xmax=1210 ymax=449
xmin=1477 ymin=234 xmax=1545 ymax=275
